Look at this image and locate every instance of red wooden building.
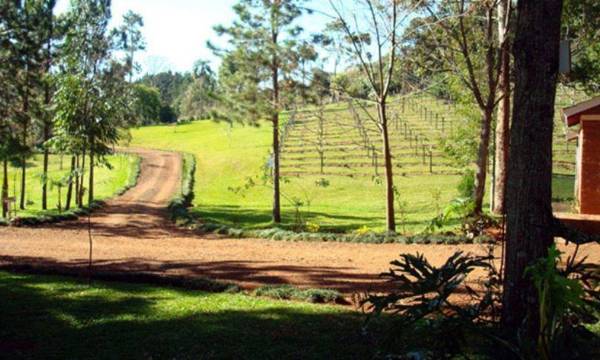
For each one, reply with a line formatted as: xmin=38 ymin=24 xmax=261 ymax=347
xmin=563 ymin=96 xmax=600 ymax=215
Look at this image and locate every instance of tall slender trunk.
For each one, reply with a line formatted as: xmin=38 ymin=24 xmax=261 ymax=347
xmin=74 ymin=154 xmax=80 ymax=206
xmin=501 ymin=0 xmax=563 ymax=335
xmin=2 ymin=159 xmax=8 ymax=218
xmin=42 ymin=126 xmax=50 ymax=210
xmin=20 ymin=91 xmax=29 ymax=210
xmin=493 ymin=0 xmax=511 ymax=214
xmin=65 ymin=156 xmax=75 ymax=210
xmin=380 ymin=101 xmax=396 ymax=232
xmin=42 ymin=19 xmax=53 ymax=211
xmin=88 ymin=141 xmax=94 ymax=206
xmin=473 ymin=109 xmax=494 ymax=214
xmin=272 ymin=111 xmax=281 ymax=224
xmin=79 ymin=150 xmax=86 ymax=208
xmin=271 ymin=11 xmax=281 ymax=224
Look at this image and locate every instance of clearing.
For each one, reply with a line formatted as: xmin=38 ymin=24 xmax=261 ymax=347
xmin=1 ymin=148 xmax=597 ymax=295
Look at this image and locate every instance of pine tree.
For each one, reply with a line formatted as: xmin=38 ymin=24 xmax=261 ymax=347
xmin=211 ymin=0 xmax=309 ymax=224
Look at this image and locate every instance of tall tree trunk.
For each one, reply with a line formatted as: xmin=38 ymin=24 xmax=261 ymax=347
xmin=272 ymin=111 xmax=281 ymax=223
xmin=74 ymin=154 xmax=80 ymax=207
xmin=42 ymin=18 xmax=53 ymax=211
xmin=380 ymin=101 xmax=396 ymax=232
xmin=78 ymin=150 xmax=86 ymax=208
xmin=271 ymin=14 xmax=281 ymax=224
xmin=20 ymin=91 xmax=29 ymax=210
xmin=473 ymin=109 xmax=494 ymax=214
xmin=501 ymin=0 xmax=563 ymax=336
xmin=65 ymin=156 xmax=75 ymax=210
xmin=42 ymin=125 xmax=50 ymax=210
xmin=88 ymin=142 xmax=94 ymax=206
xmin=2 ymin=159 xmax=8 ymax=218
xmin=493 ymin=0 xmax=511 ymax=214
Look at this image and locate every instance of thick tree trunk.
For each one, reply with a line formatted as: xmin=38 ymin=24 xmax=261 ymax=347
xmin=65 ymin=156 xmax=75 ymax=210
xmin=473 ymin=109 xmax=494 ymax=214
xmin=380 ymin=101 xmax=396 ymax=232
xmin=501 ymin=0 xmax=563 ymax=335
xmin=493 ymin=0 xmax=511 ymax=214
xmin=2 ymin=159 xmax=8 ymax=218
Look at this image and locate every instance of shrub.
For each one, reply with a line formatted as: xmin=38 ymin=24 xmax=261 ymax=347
xmin=457 ymin=169 xmax=475 ymax=199
xmin=254 ymin=284 xmax=343 ymax=304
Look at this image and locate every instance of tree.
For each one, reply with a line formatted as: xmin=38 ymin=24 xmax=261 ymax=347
xmin=11 ymin=0 xmax=51 ymax=210
xmin=329 ymin=0 xmax=409 ymax=232
xmin=561 ymin=0 xmax=600 ymax=94
xmin=492 ymin=0 xmax=512 ymax=215
xmin=414 ymin=0 xmax=504 ymax=215
xmin=133 ymin=84 xmax=161 ymax=125
xmin=56 ymin=0 xmax=128 ymax=206
xmin=39 ymin=0 xmax=59 ymax=211
xmin=177 ymin=59 xmax=216 ymax=120
xmin=113 ymin=10 xmax=145 ymax=82
xmin=501 ymin=0 xmax=563 ymax=336
xmin=211 ymin=0 xmax=309 ymax=224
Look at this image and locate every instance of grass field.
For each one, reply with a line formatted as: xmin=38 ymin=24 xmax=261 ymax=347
xmin=0 ymin=271 xmax=381 ymax=359
xmin=0 ymin=153 xmax=138 ymax=220
xmin=130 ymin=119 xmax=468 ymax=233
xmin=129 ymin=99 xmax=575 ymax=233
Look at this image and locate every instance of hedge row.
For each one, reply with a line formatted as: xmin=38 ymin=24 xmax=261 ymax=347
xmin=2 ymin=154 xmax=141 ymax=227
xmin=189 ymin=222 xmax=495 ymax=245
xmin=167 ymin=152 xmax=196 ymax=222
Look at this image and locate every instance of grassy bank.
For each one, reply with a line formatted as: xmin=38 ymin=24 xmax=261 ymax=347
xmin=0 ymin=153 xmax=138 ymax=220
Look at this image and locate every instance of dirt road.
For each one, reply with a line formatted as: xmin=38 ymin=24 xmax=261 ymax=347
xmin=0 ymin=148 xmax=598 ymax=295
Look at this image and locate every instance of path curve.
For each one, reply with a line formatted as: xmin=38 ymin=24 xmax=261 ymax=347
xmin=0 ymin=148 xmax=598 ymax=296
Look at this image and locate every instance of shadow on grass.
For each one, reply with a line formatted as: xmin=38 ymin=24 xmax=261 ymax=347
xmin=0 ymin=272 xmax=382 ymax=359
xmin=190 ymin=205 xmax=430 ymax=233
xmin=0 ymin=254 xmax=391 ymax=294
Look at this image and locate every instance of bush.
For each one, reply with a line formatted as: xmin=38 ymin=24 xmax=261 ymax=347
xmin=457 ymin=169 xmax=475 ymax=199
xmin=168 ymin=152 xmax=196 ymax=222
xmin=254 ymin=284 xmax=343 ymax=304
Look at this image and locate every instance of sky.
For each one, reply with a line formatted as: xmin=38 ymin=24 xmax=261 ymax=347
xmin=55 ymin=0 xmax=333 ymax=76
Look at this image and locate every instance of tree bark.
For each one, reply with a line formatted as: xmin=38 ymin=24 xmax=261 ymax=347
xmin=74 ymin=154 xmax=80 ymax=207
xmin=501 ymin=0 xmax=563 ymax=335
xmin=42 ymin=126 xmax=50 ymax=210
xmin=379 ymin=101 xmax=396 ymax=232
xmin=20 ymin=88 xmax=29 ymax=210
xmin=2 ymin=159 xmax=8 ymax=218
xmin=65 ymin=156 xmax=75 ymax=210
xmin=88 ymin=142 xmax=94 ymax=206
xmin=493 ymin=0 xmax=511 ymax=214
xmin=271 ymin=4 xmax=281 ymax=224
xmin=78 ymin=150 xmax=86 ymax=208
xmin=473 ymin=109 xmax=494 ymax=214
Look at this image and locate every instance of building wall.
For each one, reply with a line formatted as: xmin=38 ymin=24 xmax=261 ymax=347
xmin=580 ymin=119 xmax=600 ymax=214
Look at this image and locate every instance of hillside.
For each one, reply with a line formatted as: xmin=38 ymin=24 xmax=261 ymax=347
xmin=130 ymin=90 xmax=582 ymax=232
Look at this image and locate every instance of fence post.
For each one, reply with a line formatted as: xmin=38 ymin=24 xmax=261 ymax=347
xmin=429 ymin=150 xmax=433 ymax=173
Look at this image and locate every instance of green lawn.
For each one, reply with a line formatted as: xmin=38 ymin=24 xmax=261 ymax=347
xmin=130 ymin=119 xmax=573 ymax=233
xmin=0 ymin=271 xmax=381 ymax=359
xmin=0 ymin=153 xmax=138 ymax=220
xmin=130 ymin=120 xmax=467 ymax=233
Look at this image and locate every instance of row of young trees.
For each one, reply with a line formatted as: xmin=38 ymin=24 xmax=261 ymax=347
xmin=0 ymin=0 xmax=144 ymax=218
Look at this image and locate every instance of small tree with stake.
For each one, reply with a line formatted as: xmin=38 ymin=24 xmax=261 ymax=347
xmin=328 ymin=0 xmax=416 ymax=232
